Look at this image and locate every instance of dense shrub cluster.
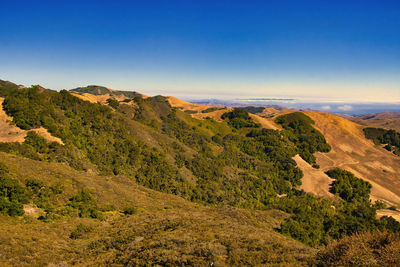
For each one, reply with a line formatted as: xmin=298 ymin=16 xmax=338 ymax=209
xmin=201 ymin=107 xmax=223 ymax=113
xmin=326 ymin=168 xmax=372 ymax=202
xmin=275 ymin=112 xmax=331 ymax=164
xmin=0 ymin=162 xmax=27 ymax=216
xmin=364 ymin=127 xmax=400 ymax=156
xmin=240 ymin=106 xmax=266 ymax=114
xmin=67 ymin=189 xmax=102 ymax=219
xmin=277 ymin=168 xmax=400 ymax=246
xmin=106 ymin=98 xmax=119 ymax=109
xmin=0 ymin=161 xmax=65 ymax=217
xmin=221 ymin=108 xmax=261 ymax=129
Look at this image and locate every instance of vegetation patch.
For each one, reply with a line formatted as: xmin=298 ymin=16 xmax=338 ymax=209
xmin=364 ymin=127 xmax=400 ymax=156
xmin=316 ymin=231 xmax=400 ymax=266
xmin=276 ymin=112 xmax=331 ymax=165
xmin=221 ymin=108 xmax=261 ymax=129
xmin=201 ymin=107 xmax=224 ymax=113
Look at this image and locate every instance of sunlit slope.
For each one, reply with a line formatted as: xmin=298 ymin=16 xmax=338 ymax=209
xmin=0 ymin=152 xmax=313 ymax=266
xmin=146 ymin=95 xmax=400 ymax=207
xmin=303 ymin=111 xmax=400 ymax=207
xmin=70 ymin=85 xmax=147 ymax=104
xmin=167 ymin=96 xmax=282 ymax=129
xmin=351 ymin=111 xmax=400 ymax=132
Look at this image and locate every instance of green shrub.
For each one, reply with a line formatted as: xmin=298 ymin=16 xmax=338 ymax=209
xmin=68 ymin=189 xmax=102 ymax=219
xmin=70 ymin=223 xmax=92 ymax=239
xmin=275 ymin=112 xmax=331 ymax=164
xmin=106 ymin=98 xmax=119 ymax=109
xmin=364 ymin=127 xmax=400 ymax=156
xmin=326 ymin=168 xmax=371 ymax=202
xmin=222 ymin=109 xmax=261 ymax=129
xmin=123 ymin=206 xmax=138 ymax=215
xmin=0 ymin=169 xmax=28 ymax=216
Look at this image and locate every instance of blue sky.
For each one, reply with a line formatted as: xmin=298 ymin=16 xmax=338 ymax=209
xmin=1 ymin=0 xmax=399 ymax=102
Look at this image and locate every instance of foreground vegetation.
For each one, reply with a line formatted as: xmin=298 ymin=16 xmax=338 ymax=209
xmin=0 ymin=80 xmax=399 ymax=265
xmin=0 ymin=152 xmax=313 ymax=266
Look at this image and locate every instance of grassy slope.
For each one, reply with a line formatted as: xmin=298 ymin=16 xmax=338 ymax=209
xmin=165 ymin=96 xmax=400 ymax=211
xmin=179 ymin=99 xmax=400 ymax=208
xmin=0 ymin=152 xmax=314 ymax=266
xmin=350 ymin=111 xmax=400 ymax=132
xmin=303 ymin=111 xmax=400 ymax=207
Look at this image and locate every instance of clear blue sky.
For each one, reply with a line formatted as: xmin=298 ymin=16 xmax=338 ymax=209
xmin=1 ymin=0 xmax=399 ymax=102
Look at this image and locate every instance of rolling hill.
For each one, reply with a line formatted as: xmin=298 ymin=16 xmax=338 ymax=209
xmin=348 ymin=111 xmax=400 ymax=132
xmin=0 ymin=79 xmax=399 ymax=265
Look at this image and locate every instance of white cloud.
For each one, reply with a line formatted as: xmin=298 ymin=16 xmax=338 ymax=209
xmin=321 ymin=105 xmax=331 ymax=110
xmin=338 ymin=105 xmax=353 ymax=111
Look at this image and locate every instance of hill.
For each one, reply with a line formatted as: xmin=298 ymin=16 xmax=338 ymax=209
xmin=70 ymin=85 xmax=147 ymax=104
xmin=0 ymin=79 xmax=399 ymax=264
xmin=348 ymin=111 xmax=400 ymax=132
xmin=0 ymin=152 xmax=313 ymax=266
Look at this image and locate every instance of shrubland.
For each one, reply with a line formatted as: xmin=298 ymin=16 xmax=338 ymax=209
xmin=0 ymin=80 xmax=399 ymax=265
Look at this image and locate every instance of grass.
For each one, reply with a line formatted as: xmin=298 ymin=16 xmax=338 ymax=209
xmin=316 ymin=231 xmax=400 ymax=266
xmin=0 ymin=152 xmax=315 ymax=266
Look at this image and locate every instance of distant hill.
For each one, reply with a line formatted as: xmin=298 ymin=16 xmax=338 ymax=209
xmin=70 ymin=85 xmax=146 ymax=103
xmin=348 ymin=111 xmax=400 ymax=132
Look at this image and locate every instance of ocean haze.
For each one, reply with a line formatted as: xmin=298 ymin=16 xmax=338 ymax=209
xmin=188 ymin=98 xmax=400 ymax=115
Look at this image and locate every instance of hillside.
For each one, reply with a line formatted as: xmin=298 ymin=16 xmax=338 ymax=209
xmin=0 ymin=152 xmax=313 ymax=266
xmin=303 ymin=111 xmax=400 ymax=207
xmin=349 ymin=111 xmax=400 ymax=132
xmin=70 ymin=85 xmax=147 ymax=104
xmin=0 ymin=79 xmax=399 ymax=265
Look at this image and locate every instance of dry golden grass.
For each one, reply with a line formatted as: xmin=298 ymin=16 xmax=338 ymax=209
xmin=249 ymin=113 xmax=280 ymax=130
xmin=350 ymin=111 xmax=400 ymax=132
xmin=355 ymin=118 xmax=400 ymax=132
xmin=293 ymin=155 xmax=334 ymax=198
xmin=167 ymin=96 xmax=211 ymax=112
xmin=192 ymin=108 xmax=233 ymax=121
xmin=0 ymin=98 xmax=26 ymax=142
xmin=302 ymin=111 xmax=400 ymax=209
xmin=257 ymin=106 xmax=294 ymax=118
xmin=70 ymin=92 xmax=128 ymax=104
xmin=315 ymin=231 xmax=400 ymax=266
